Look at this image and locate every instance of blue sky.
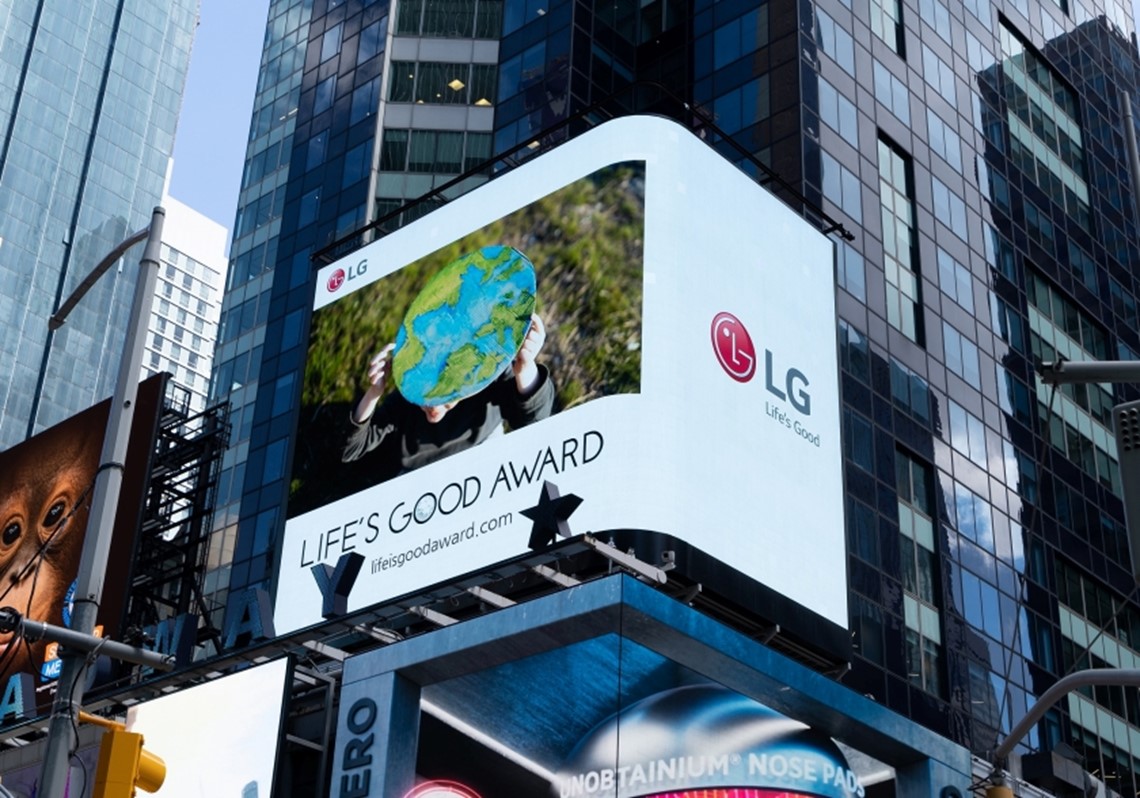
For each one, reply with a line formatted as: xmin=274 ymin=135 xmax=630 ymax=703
xmin=168 ymin=0 xmax=270 ymax=245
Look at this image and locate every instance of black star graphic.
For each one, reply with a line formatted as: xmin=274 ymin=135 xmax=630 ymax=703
xmin=522 ymin=480 xmax=583 ymax=549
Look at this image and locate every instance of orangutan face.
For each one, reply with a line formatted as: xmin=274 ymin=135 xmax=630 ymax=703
xmin=0 ymin=417 xmax=102 ymax=680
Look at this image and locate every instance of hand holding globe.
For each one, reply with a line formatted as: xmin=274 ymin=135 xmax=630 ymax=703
xmin=351 ymin=343 xmax=396 ymax=424
xmin=511 ymin=314 xmax=546 ymax=396
xmin=351 ymin=245 xmax=547 ymax=427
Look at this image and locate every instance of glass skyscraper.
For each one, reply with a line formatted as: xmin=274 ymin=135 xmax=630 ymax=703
xmin=0 ymin=0 xmax=198 ymax=448
xmin=211 ymin=0 xmax=1140 ymax=789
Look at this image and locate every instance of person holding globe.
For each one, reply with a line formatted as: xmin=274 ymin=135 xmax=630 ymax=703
xmin=342 ymin=246 xmax=556 ymax=477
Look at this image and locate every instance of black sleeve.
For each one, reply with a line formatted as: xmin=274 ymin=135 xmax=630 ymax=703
xmin=499 ymin=364 xmax=556 ymax=429
xmin=342 ymin=396 xmax=398 ymax=463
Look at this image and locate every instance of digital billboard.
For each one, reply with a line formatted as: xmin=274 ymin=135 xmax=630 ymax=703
xmin=0 ymin=374 xmax=164 ymax=719
xmin=126 ymin=658 xmax=289 ymax=798
xmin=277 ymin=115 xmax=844 ymax=634
xmin=381 ymin=634 xmax=877 ymax=798
xmin=0 ymin=658 xmax=289 ymax=797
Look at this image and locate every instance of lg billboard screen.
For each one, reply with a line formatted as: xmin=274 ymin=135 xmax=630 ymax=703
xmin=278 ymin=116 xmax=844 ymax=634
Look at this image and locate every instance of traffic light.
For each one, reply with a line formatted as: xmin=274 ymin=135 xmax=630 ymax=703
xmin=92 ymin=725 xmax=166 ymax=798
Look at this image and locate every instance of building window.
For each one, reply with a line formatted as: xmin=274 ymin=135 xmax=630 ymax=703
xmin=396 ymin=0 xmax=424 ymax=33
xmin=821 ymin=150 xmax=861 ymax=223
xmin=307 ymin=131 xmax=328 ymax=170
xmin=836 ymin=240 xmax=865 ymax=300
xmin=713 ymin=7 xmax=769 ymax=69
xmin=416 ymin=62 xmax=469 ymax=104
xmin=936 ymin=247 xmax=973 ymax=313
xmin=1027 ymin=270 xmax=1119 ymax=492
xmin=851 ymin=594 xmax=885 ymax=665
xmin=358 ymin=18 xmax=387 ymax=64
xmin=389 ymin=61 xmax=416 ymax=102
xmin=320 ymin=22 xmax=343 ymax=62
xmin=396 ymin=0 xmax=503 ymax=37
xmin=921 ymin=45 xmax=955 ymax=104
xmin=343 ymin=141 xmax=372 ymax=188
xmin=984 ymin=224 xmax=1016 ymax=282
xmin=1024 ymin=200 xmax=1055 ymax=255
xmin=890 ymin=359 xmax=931 ymax=425
xmin=815 ymin=9 xmax=854 ymax=75
xmin=380 ymin=129 xmax=492 ymax=174
xmin=714 ymin=76 xmax=770 ymax=134
xmin=990 ymin=295 xmax=1025 ymax=354
xmin=819 ymin=76 xmax=858 ymax=148
xmin=1000 ymin=22 xmax=1089 ymax=228
xmin=381 ymin=129 xmax=409 ymax=170
xmin=869 ymin=0 xmax=904 ymax=55
xmin=931 ymin=177 xmax=967 ymax=241
xmin=896 ymin=450 xmax=942 ymax=696
xmin=464 ymin=132 xmax=491 ymax=170
xmin=351 ymin=76 xmax=382 ymax=124
xmin=926 ymin=109 xmax=961 ymax=171
xmin=475 ymin=0 xmax=504 ymax=36
xmin=389 ymin=61 xmax=496 ymax=106
xmin=298 ymin=188 xmax=321 ymax=227
xmin=947 ymin=400 xmax=987 ymax=467
xmin=843 ymin=408 xmax=874 ymax=473
xmin=423 ymin=0 xmax=476 ymax=36
xmin=848 ymin=497 xmax=879 ymax=566
xmin=839 ymin=319 xmax=870 ymax=384
xmin=918 ymin=0 xmax=950 ymax=42
xmin=313 ymin=76 xmax=336 ymax=115
xmin=942 ymin=321 xmax=980 ymax=388
xmin=878 ymin=137 xmax=921 ymax=343
xmin=873 ymin=61 xmax=910 ymax=126
xmin=1068 ymin=242 xmax=1097 ymax=296
xmin=1110 ymin=278 xmax=1139 ymax=329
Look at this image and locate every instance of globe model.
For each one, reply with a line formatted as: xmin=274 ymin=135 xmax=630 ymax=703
xmin=392 ymin=245 xmax=537 ymax=406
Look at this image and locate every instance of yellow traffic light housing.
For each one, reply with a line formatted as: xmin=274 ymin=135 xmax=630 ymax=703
xmin=80 ymin=712 xmax=166 ymax=798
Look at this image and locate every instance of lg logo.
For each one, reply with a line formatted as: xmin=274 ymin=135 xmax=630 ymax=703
xmin=711 ymin=312 xmax=756 ymax=382
xmin=710 ymin=311 xmax=812 ymax=415
xmin=326 ymin=259 xmax=368 ymax=293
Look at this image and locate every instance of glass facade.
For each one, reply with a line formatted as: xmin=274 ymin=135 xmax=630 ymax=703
xmin=211 ymin=0 xmax=1140 ymax=791
xmin=0 ymin=0 xmax=197 ymax=448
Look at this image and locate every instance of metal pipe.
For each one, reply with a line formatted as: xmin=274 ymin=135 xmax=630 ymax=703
xmin=993 ymin=668 xmax=1140 ymax=762
xmin=1122 ymin=92 xmax=1140 ymax=231
xmin=1038 ymin=359 xmax=1140 ymax=386
xmin=20 ymin=617 xmax=174 ymax=671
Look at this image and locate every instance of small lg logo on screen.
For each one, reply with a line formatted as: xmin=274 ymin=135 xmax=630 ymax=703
xmin=711 ymin=311 xmax=756 ymax=382
xmin=327 ymin=259 xmax=368 ymax=293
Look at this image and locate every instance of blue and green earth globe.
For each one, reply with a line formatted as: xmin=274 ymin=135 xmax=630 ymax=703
xmin=392 ymin=245 xmax=537 ymax=406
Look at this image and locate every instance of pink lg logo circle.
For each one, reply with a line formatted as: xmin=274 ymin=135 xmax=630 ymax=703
xmin=327 ymin=268 xmax=346 ymax=292
xmin=711 ymin=312 xmax=756 ymax=382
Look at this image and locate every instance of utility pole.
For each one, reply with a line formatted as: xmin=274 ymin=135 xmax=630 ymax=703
xmin=36 ymin=207 xmax=166 ymax=798
xmin=1038 ymin=358 xmax=1140 ymax=580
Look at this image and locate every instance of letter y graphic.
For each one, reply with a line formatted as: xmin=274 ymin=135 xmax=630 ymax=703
xmin=312 ymin=552 xmax=365 ymax=618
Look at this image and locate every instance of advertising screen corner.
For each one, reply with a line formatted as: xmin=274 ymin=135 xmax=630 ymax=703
xmin=279 ymin=116 xmax=845 ymax=634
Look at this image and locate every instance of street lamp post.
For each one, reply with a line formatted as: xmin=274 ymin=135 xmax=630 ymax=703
xmin=982 ymin=359 xmax=1140 ymax=795
xmin=36 ymin=207 xmax=166 ymax=798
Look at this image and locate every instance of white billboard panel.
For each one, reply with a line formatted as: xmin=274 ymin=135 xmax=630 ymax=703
xmin=127 ymin=659 xmax=288 ymax=798
xmin=278 ymin=115 xmax=844 ymax=633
